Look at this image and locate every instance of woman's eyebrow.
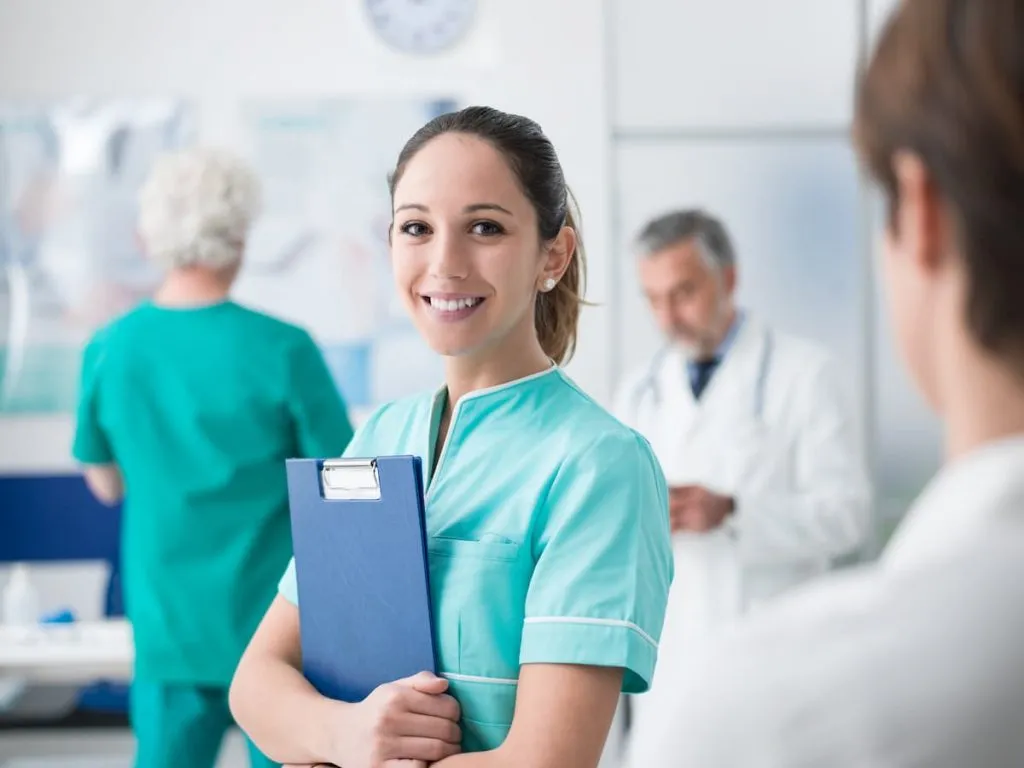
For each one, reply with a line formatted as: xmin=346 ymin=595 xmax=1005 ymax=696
xmin=394 ymin=203 xmax=428 ymax=214
xmin=394 ymin=202 xmax=514 ymax=216
xmin=464 ymin=203 xmax=513 ymax=215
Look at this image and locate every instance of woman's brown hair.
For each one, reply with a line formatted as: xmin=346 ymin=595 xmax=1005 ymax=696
xmin=854 ymin=0 xmax=1024 ymax=366
xmin=388 ymin=106 xmax=587 ymax=365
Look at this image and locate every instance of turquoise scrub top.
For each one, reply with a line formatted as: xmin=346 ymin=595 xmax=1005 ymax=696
xmin=279 ymin=366 xmax=673 ymax=752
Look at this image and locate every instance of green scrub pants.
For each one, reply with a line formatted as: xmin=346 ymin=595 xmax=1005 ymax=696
xmin=131 ymin=682 xmax=278 ymax=768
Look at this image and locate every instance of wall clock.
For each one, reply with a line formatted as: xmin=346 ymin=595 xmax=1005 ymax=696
xmin=364 ymin=0 xmax=478 ymax=56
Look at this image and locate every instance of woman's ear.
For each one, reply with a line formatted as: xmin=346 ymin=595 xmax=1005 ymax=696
xmin=892 ymin=150 xmax=947 ymax=274
xmin=541 ymin=226 xmax=576 ymax=285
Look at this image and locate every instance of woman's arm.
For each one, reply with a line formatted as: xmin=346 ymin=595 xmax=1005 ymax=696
xmin=83 ymin=464 xmax=124 ymax=505
xmin=435 ymin=664 xmax=622 ymax=768
xmin=229 ymin=595 xmax=463 ymax=767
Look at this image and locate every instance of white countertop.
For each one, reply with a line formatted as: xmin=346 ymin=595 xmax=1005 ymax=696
xmin=0 ymin=620 xmax=133 ymax=684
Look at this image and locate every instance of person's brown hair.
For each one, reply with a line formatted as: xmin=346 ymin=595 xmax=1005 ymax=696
xmin=853 ymin=0 xmax=1024 ymax=366
xmin=388 ymin=106 xmax=587 ymax=365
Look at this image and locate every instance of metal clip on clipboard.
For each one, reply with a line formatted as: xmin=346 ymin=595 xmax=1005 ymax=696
xmin=321 ymin=458 xmax=382 ymax=501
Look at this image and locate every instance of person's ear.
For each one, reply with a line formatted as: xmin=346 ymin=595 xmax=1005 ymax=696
xmin=722 ymin=264 xmax=737 ymax=294
xmin=892 ymin=150 xmax=948 ymax=274
xmin=539 ymin=226 xmax=576 ymax=289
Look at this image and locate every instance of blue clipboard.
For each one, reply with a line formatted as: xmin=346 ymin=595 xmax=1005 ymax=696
xmin=286 ymin=455 xmax=438 ymax=703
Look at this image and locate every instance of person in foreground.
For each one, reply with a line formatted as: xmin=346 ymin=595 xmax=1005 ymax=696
xmin=630 ymin=1 xmax=1024 ymax=765
xmin=229 ymin=106 xmax=674 ymax=768
xmin=73 ymin=148 xmax=355 ymax=767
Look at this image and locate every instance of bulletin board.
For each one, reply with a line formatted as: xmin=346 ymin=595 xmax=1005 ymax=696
xmin=0 ymin=97 xmax=458 ymax=416
xmin=0 ymin=99 xmax=193 ymax=413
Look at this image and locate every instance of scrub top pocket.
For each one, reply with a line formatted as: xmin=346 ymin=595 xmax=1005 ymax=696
xmin=426 ymin=535 xmax=529 ymax=729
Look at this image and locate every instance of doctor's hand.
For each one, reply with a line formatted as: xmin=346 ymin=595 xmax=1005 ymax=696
xmin=669 ymin=485 xmax=735 ymax=533
xmin=332 ymin=671 xmax=462 ymax=768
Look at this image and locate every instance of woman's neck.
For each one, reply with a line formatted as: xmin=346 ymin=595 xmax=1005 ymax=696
xmin=943 ymin=356 xmax=1024 ymax=461
xmin=442 ymin=328 xmax=553 ymax=408
xmin=153 ymin=268 xmax=233 ymax=308
xmin=939 ymin=322 xmax=1024 ymax=460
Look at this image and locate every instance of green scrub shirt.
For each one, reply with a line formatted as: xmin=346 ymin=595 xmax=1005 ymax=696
xmin=279 ymin=366 xmax=673 ymax=752
xmin=73 ymin=300 xmax=353 ymax=685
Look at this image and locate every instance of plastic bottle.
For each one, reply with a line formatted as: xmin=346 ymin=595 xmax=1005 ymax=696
xmin=3 ymin=563 xmax=40 ymax=627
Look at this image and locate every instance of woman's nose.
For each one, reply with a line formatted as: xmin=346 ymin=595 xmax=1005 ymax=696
xmin=428 ymin=232 xmax=471 ymax=280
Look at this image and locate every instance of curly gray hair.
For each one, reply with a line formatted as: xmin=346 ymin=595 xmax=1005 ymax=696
xmin=137 ymin=147 xmax=261 ymax=271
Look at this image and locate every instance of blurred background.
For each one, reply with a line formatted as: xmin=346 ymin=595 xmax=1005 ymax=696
xmin=0 ymin=0 xmax=940 ymax=765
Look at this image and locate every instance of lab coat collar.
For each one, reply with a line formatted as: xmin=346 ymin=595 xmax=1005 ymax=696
xmin=684 ymin=310 xmax=746 ymax=393
xmin=882 ymin=434 xmax=1024 ymax=570
xmin=649 ymin=315 xmax=766 ymax=418
xmin=692 ymin=314 xmax=765 ymax=411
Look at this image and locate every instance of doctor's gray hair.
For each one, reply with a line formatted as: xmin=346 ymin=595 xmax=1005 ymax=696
xmin=137 ymin=147 xmax=262 ymax=272
xmin=635 ymin=209 xmax=736 ymax=272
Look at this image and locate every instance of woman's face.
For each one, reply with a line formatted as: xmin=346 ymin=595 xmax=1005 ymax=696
xmin=390 ymin=133 xmax=565 ymax=360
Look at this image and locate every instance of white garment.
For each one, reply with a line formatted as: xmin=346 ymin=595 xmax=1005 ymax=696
xmin=630 ymin=434 xmax=1024 ymax=768
xmin=613 ymin=316 xmax=871 ymax=764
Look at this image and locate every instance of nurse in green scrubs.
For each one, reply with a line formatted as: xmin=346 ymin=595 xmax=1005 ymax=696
xmin=230 ymin=106 xmax=674 ymax=768
xmin=73 ymin=148 xmax=354 ymax=768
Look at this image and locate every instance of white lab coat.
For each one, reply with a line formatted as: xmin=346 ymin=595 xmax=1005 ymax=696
xmin=635 ymin=434 xmax=1024 ymax=767
xmin=613 ymin=316 xmax=870 ymax=766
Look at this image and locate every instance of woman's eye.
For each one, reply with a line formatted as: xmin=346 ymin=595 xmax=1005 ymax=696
xmin=471 ymin=220 xmax=504 ymax=236
xmin=400 ymin=222 xmax=430 ymax=237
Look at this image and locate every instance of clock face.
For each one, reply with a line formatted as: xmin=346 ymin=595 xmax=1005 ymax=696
xmin=364 ymin=0 xmax=478 ymax=55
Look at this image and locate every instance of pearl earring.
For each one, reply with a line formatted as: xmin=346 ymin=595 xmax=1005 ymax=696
xmin=542 ymin=278 xmax=557 ymax=292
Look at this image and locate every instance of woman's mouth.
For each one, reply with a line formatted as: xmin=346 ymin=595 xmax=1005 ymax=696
xmin=421 ymin=295 xmax=486 ymax=322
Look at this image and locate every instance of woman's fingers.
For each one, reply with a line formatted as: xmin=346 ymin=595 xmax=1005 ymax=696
xmin=399 ymin=712 xmax=462 ymax=743
xmin=402 ymin=670 xmax=449 ymax=695
xmin=402 ymin=688 xmax=461 ymax=722
xmin=395 ymin=736 xmax=461 ymax=763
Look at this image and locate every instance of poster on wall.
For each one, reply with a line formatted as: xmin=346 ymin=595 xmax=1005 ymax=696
xmin=235 ymin=98 xmax=457 ymax=414
xmin=0 ymin=99 xmax=194 ymax=413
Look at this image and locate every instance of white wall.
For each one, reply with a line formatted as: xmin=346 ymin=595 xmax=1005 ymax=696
xmin=0 ymin=0 xmax=612 ymax=471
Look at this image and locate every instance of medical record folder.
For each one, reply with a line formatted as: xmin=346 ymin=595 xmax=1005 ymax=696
xmin=285 ymin=455 xmax=437 ymax=702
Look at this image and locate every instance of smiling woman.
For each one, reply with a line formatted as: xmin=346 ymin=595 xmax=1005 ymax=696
xmin=229 ymin=106 xmax=674 ymax=768
xmin=387 ymin=111 xmax=587 ymax=371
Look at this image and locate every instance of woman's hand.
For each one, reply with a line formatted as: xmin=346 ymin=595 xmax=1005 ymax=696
xmin=328 ymin=671 xmax=463 ymax=767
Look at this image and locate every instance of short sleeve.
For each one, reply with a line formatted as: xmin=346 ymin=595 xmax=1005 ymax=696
xmin=520 ymin=431 xmax=673 ymax=693
xmin=72 ymin=336 xmax=114 ymax=465
xmin=288 ymin=332 xmax=355 ymax=459
xmin=278 ymin=557 xmax=298 ymax=604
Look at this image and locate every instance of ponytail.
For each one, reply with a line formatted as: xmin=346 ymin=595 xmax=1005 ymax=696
xmin=535 ymin=191 xmax=587 ymax=365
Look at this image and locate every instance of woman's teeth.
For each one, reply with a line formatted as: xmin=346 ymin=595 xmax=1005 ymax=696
xmin=429 ymin=297 xmax=483 ymax=312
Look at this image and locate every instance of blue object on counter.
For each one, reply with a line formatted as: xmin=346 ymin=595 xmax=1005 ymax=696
xmin=40 ymin=609 xmax=76 ymax=624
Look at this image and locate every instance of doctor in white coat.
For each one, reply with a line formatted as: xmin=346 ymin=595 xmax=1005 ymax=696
xmin=628 ymin=1 xmax=1024 ymax=765
xmin=614 ymin=209 xmax=870 ymax=767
